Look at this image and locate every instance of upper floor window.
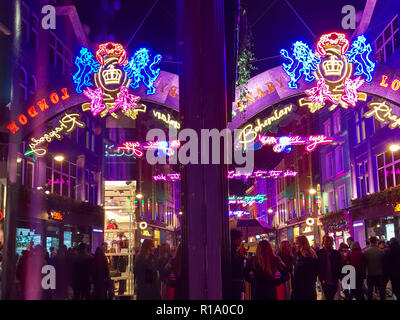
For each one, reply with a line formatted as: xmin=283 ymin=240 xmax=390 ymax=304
xmin=377 ymin=149 xmax=400 ymax=191
xmin=333 ymin=110 xmax=341 ymax=135
xmin=357 ymin=160 xmax=369 ymax=197
xmin=326 ymin=152 xmax=333 ymax=178
xmin=20 ymin=2 xmax=39 ymax=51
xmin=19 ymin=67 xmax=28 ymax=101
xmin=335 ymin=146 xmax=344 ymax=173
xmin=49 ymin=32 xmax=72 ymax=75
xmin=337 ymin=185 xmax=346 ymax=210
xmin=324 ymin=119 xmax=331 ymax=137
xmin=375 ymin=15 xmax=399 ymax=63
xmin=355 ymin=108 xmax=367 ymax=144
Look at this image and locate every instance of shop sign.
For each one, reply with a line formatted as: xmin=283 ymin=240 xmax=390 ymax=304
xmin=304 ymin=225 xmax=313 ymax=233
xmin=48 ymin=210 xmax=63 ymax=221
xmin=6 ymin=88 xmax=71 ymax=135
xmin=24 ymin=113 xmax=86 ymax=157
xmin=281 ymin=32 xmax=374 ymax=113
xmin=142 ymin=230 xmax=151 ymax=236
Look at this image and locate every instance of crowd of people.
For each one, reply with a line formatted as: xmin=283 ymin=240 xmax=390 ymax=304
xmin=230 ymin=230 xmax=400 ymax=300
xmin=10 ymin=231 xmax=400 ymax=300
xmin=16 ymin=242 xmax=111 ymax=300
xmin=13 ymin=238 xmax=182 ymax=300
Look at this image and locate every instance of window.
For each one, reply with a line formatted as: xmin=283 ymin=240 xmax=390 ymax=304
xmin=30 ymin=13 xmax=39 ymax=50
xmin=326 ymin=152 xmax=333 ymax=178
xmin=324 ymin=120 xmax=331 ymax=137
xmin=377 ymin=148 xmax=400 ymax=191
xmin=355 ymin=108 xmax=367 ymax=144
xmin=328 ymin=191 xmax=335 ymax=212
xmin=338 ymin=185 xmax=346 ymax=210
xmin=25 ymin=161 xmax=34 ymax=188
xmin=357 ymin=161 xmax=369 ymax=197
xmin=49 ymin=32 xmax=72 ymax=75
xmin=19 ymin=67 xmax=28 ymax=101
xmin=29 ymin=76 xmax=37 ymax=96
xmin=335 ymin=146 xmax=344 ymax=173
xmin=333 ymin=110 xmax=341 ymax=134
xmin=21 ymin=2 xmax=29 ymax=43
xmin=375 ymin=15 xmax=399 ymax=63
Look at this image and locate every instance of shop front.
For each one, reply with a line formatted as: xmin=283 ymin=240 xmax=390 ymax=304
xmin=321 ymin=210 xmax=351 ymax=250
xmin=351 ymin=203 xmax=400 ymax=245
xmin=12 ymin=185 xmax=103 ymax=257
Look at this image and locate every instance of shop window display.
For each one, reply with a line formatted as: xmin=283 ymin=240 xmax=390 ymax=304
xmin=104 ymin=181 xmax=136 ymax=297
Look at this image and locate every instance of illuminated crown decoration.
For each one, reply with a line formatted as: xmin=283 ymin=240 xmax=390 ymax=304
xmin=322 ymin=56 xmax=344 ymax=76
xmin=280 ymin=32 xmax=375 ymax=113
xmin=102 ymin=65 xmax=123 ymax=85
xmin=72 ymin=42 xmax=162 ymax=120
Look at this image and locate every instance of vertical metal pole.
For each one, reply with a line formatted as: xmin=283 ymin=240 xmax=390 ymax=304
xmin=179 ymin=0 xmax=230 ymax=299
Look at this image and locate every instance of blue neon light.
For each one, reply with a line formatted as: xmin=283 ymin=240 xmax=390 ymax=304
xmin=123 ymin=48 xmax=162 ymax=95
xmin=280 ymin=41 xmax=321 ymax=89
xmin=72 ymin=47 xmax=100 ymax=94
xmin=345 ymin=35 xmax=375 ymax=82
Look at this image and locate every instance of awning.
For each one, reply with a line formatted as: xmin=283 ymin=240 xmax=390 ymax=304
xmin=236 ymin=219 xmax=274 ymax=238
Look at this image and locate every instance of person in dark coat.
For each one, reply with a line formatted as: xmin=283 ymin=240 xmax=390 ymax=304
xmin=317 ymin=235 xmax=342 ymax=300
xmin=157 ymin=243 xmax=172 ymax=299
xmin=244 ymin=240 xmax=288 ymax=300
xmin=364 ymin=236 xmax=385 ymax=300
xmin=92 ymin=247 xmax=110 ymax=300
xmin=344 ymin=241 xmax=365 ymax=300
xmin=54 ymin=245 xmax=69 ymax=300
xmin=230 ymin=229 xmax=246 ymax=300
xmin=383 ymin=238 xmax=400 ymax=300
xmin=134 ymin=239 xmax=160 ymax=300
xmin=71 ymin=243 xmax=93 ymax=300
xmin=291 ymin=236 xmax=318 ymax=300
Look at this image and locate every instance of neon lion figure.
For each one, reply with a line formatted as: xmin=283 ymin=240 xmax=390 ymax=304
xmin=280 ymin=41 xmax=321 ymax=89
xmin=345 ymin=35 xmax=375 ymax=82
xmin=123 ymin=48 xmax=162 ymax=95
xmin=73 ymin=47 xmax=100 ymax=94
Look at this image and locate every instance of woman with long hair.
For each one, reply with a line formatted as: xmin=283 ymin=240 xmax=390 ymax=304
xmin=166 ymin=244 xmax=185 ymax=300
xmin=92 ymin=247 xmax=110 ymax=300
xmin=244 ymin=240 xmax=288 ymax=300
xmin=291 ymin=236 xmax=318 ymax=300
xmin=157 ymin=243 xmax=172 ymax=299
xmin=276 ymin=240 xmax=295 ymax=300
xmin=133 ymin=239 xmax=160 ymax=300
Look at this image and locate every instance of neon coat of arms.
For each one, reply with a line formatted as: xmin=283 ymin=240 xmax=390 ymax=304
xmin=72 ymin=42 xmax=162 ymax=120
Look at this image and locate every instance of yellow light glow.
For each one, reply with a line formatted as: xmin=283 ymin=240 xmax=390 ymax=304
xmin=389 ymin=144 xmax=400 ymax=152
xmin=54 ymin=155 xmax=64 ymax=162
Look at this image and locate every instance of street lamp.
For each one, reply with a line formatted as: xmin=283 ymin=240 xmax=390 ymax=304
xmin=136 ymin=193 xmax=143 ymax=199
xmin=389 ymin=144 xmax=400 ymax=152
xmin=309 ymin=188 xmax=317 ymax=195
xmin=54 ymin=155 xmax=64 ymax=162
xmin=268 ymin=209 xmax=273 ymax=214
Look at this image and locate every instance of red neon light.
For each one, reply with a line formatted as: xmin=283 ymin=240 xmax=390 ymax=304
xmin=96 ymin=42 xmax=127 ymax=65
xmin=117 ymin=142 xmax=144 ymax=158
xmin=27 ymin=106 xmax=38 ymax=118
xmin=317 ymin=32 xmax=349 ymax=56
xmin=49 ymin=210 xmax=63 ymax=221
xmin=6 ymin=88 xmax=71 ymax=135
xmin=18 ymin=114 xmax=28 ymax=125
xmin=50 ymin=92 xmax=59 ymax=104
